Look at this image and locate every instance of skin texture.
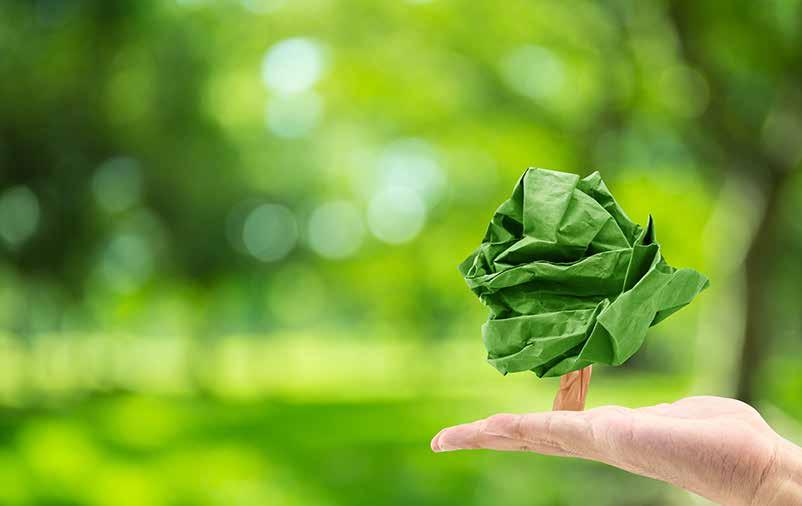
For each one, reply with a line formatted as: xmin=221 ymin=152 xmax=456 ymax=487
xmin=431 ymin=396 xmax=802 ymax=505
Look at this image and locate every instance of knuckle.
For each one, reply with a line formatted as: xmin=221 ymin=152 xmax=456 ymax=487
xmin=483 ymin=413 xmax=520 ymax=437
xmin=587 ymin=406 xmax=636 ymax=455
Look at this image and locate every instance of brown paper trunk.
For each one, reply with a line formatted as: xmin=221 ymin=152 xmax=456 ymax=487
xmin=552 ymin=365 xmax=592 ymax=411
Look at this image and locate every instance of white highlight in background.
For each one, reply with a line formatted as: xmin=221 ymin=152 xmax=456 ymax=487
xmin=265 ymin=92 xmax=323 ymax=138
xmin=377 ymin=138 xmax=445 ymax=207
xmin=0 ymin=185 xmax=40 ymax=248
xmin=367 ymin=187 xmax=425 ymax=244
xmin=500 ymin=45 xmax=564 ymax=101
xmin=242 ymin=203 xmax=298 ymax=262
xmin=307 ymin=201 xmax=365 ymax=259
xmin=92 ymin=157 xmax=143 ymax=213
xmin=261 ymin=38 xmax=325 ymax=95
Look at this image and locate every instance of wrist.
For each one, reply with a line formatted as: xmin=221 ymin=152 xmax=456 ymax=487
xmin=754 ymin=437 xmax=802 ymax=506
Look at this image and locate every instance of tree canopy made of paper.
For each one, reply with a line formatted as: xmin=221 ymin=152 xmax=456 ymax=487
xmin=459 ymin=168 xmax=709 ymax=378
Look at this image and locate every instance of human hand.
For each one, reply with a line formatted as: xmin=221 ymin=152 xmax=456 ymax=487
xmin=431 ymin=396 xmax=802 ymax=505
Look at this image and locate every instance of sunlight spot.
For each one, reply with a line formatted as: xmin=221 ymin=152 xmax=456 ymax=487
xmin=0 ymin=186 xmax=40 ymax=248
xmin=242 ymin=204 xmax=298 ymax=262
xmin=377 ymin=138 xmax=445 ymax=207
xmin=500 ymin=45 xmax=564 ymax=101
xmin=241 ymin=0 xmax=286 ymax=13
xmin=367 ymin=187 xmax=425 ymax=244
xmin=307 ymin=201 xmax=364 ymax=259
xmin=97 ymin=234 xmax=154 ymax=293
xmin=265 ymin=92 xmax=323 ymax=138
xmin=92 ymin=157 xmax=143 ymax=213
xmin=261 ymin=38 xmax=325 ymax=95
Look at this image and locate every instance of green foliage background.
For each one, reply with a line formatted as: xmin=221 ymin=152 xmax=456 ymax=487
xmin=1 ymin=0 xmax=801 ymax=504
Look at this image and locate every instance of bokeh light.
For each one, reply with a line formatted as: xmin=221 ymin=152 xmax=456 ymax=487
xmin=0 ymin=185 xmax=40 ymax=248
xmin=367 ymin=187 xmax=425 ymax=245
xmin=500 ymin=45 xmax=564 ymax=101
xmin=91 ymin=157 xmax=143 ymax=213
xmin=95 ymin=233 xmax=154 ymax=293
xmin=241 ymin=204 xmax=298 ymax=262
xmin=377 ymin=138 xmax=445 ymax=207
xmin=240 ymin=0 xmax=286 ymax=14
xmin=265 ymin=92 xmax=323 ymax=138
xmin=306 ymin=201 xmax=364 ymax=259
xmin=261 ymin=38 xmax=325 ymax=96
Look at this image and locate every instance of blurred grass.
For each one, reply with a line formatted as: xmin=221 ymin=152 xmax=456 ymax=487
xmin=0 ymin=374 xmax=698 ymax=506
xmin=0 ymin=330 xmax=709 ymax=505
xmin=0 ymin=330 xmax=698 ymax=404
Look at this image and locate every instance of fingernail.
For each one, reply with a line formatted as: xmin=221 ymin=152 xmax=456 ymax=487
xmin=434 ymin=433 xmax=459 ymax=452
xmin=431 ymin=429 xmax=445 ymax=452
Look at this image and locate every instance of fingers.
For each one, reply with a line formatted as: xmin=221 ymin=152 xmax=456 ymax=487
xmin=430 ymin=406 xmax=690 ymax=486
xmin=431 ymin=411 xmax=597 ymax=457
xmin=430 ymin=418 xmax=534 ymax=453
xmin=430 ymin=402 xmax=767 ymax=505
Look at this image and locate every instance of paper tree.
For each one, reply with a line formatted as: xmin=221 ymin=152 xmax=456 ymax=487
xmin=460 ymin=168 xmax=709 ymax=380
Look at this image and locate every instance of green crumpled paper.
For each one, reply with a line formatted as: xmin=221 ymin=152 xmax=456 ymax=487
xmin=459 ymin=168 xmax=709 ymax=378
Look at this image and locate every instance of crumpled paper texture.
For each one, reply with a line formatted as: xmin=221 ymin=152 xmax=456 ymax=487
xmin=459 ymin=168 xmax=709 ymax=378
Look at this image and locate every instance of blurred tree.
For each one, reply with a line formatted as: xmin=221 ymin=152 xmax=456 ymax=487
xmin=668 ymin=0 xmax=802 ymax=403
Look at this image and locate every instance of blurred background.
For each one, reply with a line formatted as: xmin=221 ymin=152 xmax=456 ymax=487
xmin=1 ymin=0 xmax=801 ymax=504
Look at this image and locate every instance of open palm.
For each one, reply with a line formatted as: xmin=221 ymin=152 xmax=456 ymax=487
xmin=431 ymin=396 xmax=800 ymax=505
